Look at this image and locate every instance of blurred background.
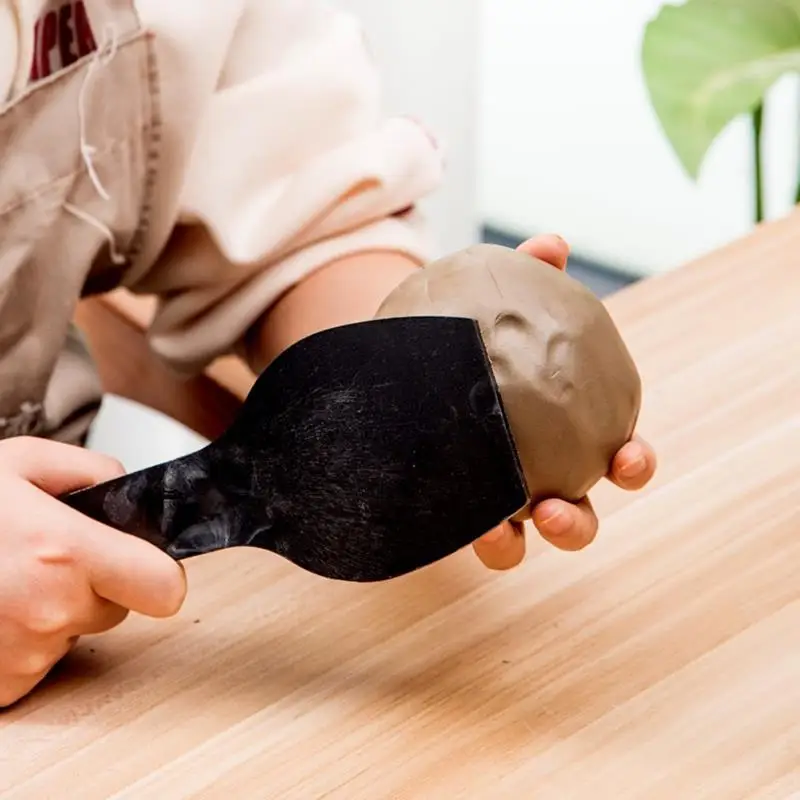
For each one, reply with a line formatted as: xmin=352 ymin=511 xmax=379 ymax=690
xmin=341 ymin=0 xmax=800 ymax=295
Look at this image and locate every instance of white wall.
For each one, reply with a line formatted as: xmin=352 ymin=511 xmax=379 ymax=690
xmin=337 ymin=0 xmax=481 ymax=255
xmin=479 ymin=0 xmax=800 ymax=276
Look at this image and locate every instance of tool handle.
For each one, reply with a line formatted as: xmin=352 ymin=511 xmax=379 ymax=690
xmin=60 ymin=450 xmax=232 ymax=559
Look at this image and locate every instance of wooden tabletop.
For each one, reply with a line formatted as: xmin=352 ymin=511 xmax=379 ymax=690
xmin=3 ymin=211 xmax=800 ymax=800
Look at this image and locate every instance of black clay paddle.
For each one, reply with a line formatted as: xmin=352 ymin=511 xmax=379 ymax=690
xmin=62 ymin=315 xmax=530 ymax=582
xmin=64 ymin=243 xmax=642 ymax=583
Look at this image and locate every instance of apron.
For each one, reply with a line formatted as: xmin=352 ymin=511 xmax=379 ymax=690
xmin=0 ymin=0 xmax=159 ymax=443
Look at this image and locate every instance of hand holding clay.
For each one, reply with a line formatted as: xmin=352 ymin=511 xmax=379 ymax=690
xmin=377 ymin=234 xmax=657 ymax=569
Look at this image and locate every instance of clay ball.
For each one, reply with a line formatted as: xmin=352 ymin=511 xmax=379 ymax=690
xmin=375 ymin=243 xmax=641 ymax=510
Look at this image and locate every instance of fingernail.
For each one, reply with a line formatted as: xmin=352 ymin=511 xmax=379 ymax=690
xmin=540 ymin=509 xmax=572 ymax=537
xmin=619 ymin=454 xmax=647 ymax=478
xmin=481 ymin=525 xmax=508 ymax=544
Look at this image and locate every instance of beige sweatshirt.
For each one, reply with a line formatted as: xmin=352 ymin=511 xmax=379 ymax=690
xmin=0 ymin=0 xmax=443 ymax=442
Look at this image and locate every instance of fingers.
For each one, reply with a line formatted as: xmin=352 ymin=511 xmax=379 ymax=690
xmin=0 ymin=439 xmax=182 ymax=709
xmin=531 ymin=496 xmax=599 ymax=552
xmin=473 ymin=491 xmax=599 ymax=569
xmin=0 ymin=438 xmax=185 ymax=617
xmin=515 ymin=234 xmax=570 ymax=270
xmin=75 ymin=599 xmax=130 ymax=636
xmin=0 ymin=635 xmax=73 ymax=708
xmin=0 ymin=597 xmax=128 ymax=708
xmin=25 ymin=490 xmax=189 ymax=620
xmin=0 ymin=436 xmax=125 ymax=496
xmin=524 ymin=435 xmax=655 ymax=556
xmin=472 ymin=520 xmax=526 ymax=571
xmin=0 ymin=543 xmax=133 ymax=709
xmin=75 ymin=516 xmax=187 ymax=618
xmin=608 ymin=435 xmax=657 ymax=491
xmin=476 ymin=232 xmax=652 ymax=571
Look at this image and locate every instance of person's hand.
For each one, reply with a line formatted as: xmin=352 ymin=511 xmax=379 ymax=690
xmin=472 ymin=234 xmax=657 ymax=571
xmin=0 ymin=437 xmax=187 ymax=708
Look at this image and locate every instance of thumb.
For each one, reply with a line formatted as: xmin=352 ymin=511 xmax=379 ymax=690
xmin=515 ymin=234 xmax=570 ymax=270
xmin=68 ymin=509 xmax=187 ymax=618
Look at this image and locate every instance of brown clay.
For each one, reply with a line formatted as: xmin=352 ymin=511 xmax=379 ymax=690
xmin=375 ymin=243 xmax=641 ymax=513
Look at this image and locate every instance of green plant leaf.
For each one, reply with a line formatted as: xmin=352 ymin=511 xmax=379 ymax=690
xmin=642 ymin=0 xmax=800 ymax=178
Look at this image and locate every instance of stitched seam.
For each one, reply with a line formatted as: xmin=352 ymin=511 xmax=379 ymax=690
xmin=0 ymin=31 xmax=152 ymax=217
xmin=125 ymin=34 xmax=163 ymax=268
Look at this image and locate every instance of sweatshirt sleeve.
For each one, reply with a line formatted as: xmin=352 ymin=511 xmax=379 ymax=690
xmin=132 ymin=0 xmax=445 ymax=374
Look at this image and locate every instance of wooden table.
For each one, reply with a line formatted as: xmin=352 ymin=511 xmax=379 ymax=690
xmin=2 ymin=211 xmax=800 ymax=799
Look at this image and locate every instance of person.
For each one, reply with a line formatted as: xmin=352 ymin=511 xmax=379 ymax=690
xmin=0 ymin=0 xmax=657 ymax=707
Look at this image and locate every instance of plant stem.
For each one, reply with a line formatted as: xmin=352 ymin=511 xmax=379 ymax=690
xmin=795 ymin=154 xmax=800 ymax=206
xmin=752 ymin=103 xmax=764 ymax=224
xmin=796 ymin=80 xmax=800 ymax=206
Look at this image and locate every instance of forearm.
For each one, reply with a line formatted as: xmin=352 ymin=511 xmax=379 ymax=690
xmin=249 ymin=250 xmax=422 ymax=373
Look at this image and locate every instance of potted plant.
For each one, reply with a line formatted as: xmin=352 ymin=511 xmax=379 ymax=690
xmin=642 ymin=0 xmax=800 ymax=223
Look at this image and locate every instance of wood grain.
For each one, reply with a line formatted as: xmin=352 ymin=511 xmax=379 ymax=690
xmin=3 ymin=212 xmax=800 ymax=799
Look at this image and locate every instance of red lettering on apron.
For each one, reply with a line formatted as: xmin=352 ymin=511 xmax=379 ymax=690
xmin=28 ymin=1 xmax=98 ymax=83
xmin=57 ymin=4 xmax=76 ymax=69
xmin=74 ymin=1 xmax=97 ymax=57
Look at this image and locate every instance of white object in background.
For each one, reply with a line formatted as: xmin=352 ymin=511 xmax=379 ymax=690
xmin=479 ymin=0 xmax=799 ymax=276
xmin=86 ymin=394 xmax=208 ymax=473
xmin=337 ymin=0 xmax=481 ymax=254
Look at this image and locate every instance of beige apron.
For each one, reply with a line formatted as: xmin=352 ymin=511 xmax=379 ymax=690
xmin=0 ymin=0 xmax=159 ymax=443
